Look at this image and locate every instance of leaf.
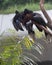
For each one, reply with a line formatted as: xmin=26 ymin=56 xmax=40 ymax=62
xmin=22 ymin=37 xmax=33 ymax=49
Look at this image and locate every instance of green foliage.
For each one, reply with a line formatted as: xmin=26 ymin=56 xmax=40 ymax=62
xmin=0 ymin=0 xmax=52 ymax=10
xmin=22 ymin=36 xmax=33 ymax=49
xmin=0 ymin=44 xmax=22 ymax=65
xmin=0 ymin=3 xmax=52 ymax=14
xmin=0 ymin=29 xmax=50 ymax=65
xmin=35 ymin=29 xmax=44 ymax=38
xmin=0 ymin=29 xmax=34 ymax=65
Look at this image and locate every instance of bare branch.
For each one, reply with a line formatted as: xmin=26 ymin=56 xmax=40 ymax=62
xmin=40 ymin=0 xmax=52 ymax=30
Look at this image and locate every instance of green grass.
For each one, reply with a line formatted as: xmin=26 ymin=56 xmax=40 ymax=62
xmin=0 ymin=3 xmax=52 ymax=14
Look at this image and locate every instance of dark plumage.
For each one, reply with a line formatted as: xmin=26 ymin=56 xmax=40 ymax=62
xmin=13 ymin=9 xmax=49 ymax=38
xmin=13 ymin=10 xmax=24 ymax=31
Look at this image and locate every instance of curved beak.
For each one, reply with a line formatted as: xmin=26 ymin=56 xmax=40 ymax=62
xmin=19 ymin=26 xmax=24 ymax=31
xmin=16 ymin=20 xmax=24 ymax=31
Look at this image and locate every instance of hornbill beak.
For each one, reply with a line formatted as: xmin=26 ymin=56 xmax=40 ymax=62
xmin=19 ymin=25 xmax=24 ymax=31
xmin=15 ymin=20 xmax=24 ymax=31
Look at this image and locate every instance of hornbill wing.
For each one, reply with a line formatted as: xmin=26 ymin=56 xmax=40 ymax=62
xmin=32 ymin=15 xmax=47 ymax=27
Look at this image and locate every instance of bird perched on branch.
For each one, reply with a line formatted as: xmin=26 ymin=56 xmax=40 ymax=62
xmin=13 ymin=9 xmax=52 ymax=41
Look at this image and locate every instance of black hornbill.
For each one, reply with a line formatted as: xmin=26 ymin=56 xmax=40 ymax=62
xmin=13 ymin=9 xmax=52 ymax=41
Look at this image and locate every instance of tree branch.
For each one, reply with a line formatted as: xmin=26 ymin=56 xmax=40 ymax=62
xmin=39 ymin=0 xmax=52 ymax=30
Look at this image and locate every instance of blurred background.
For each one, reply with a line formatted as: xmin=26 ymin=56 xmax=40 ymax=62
xmin=0 ymin=0 xmax=52 ymax=14
xmin=0 ymin=0 xmax=52 ymax=65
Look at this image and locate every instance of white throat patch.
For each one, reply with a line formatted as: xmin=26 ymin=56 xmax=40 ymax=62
xmin=26 ymin=20 xmax=32 ymax=25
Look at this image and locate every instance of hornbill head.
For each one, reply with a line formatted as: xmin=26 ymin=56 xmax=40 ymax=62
xmin=13 ymin=10 xmax=24 ymax=31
